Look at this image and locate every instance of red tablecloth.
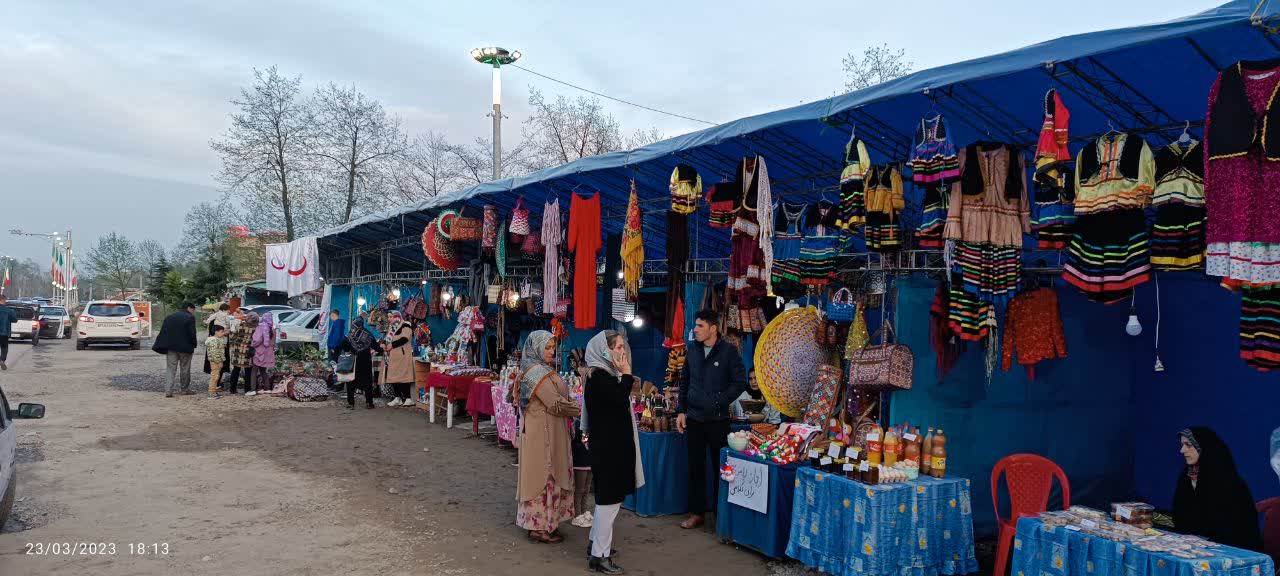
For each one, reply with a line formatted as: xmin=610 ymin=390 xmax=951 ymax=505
xmin=426 ymin=372 xmax=476 ymax=402
xmin=466 ymin=379 xmax=497 ymax=434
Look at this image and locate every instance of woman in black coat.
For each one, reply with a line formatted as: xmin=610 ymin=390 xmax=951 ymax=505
xmin=336 ymin=315 xmax=376 ymax=409
xmin=583 ymin=330 xmax=643 ymax=574
xmin=1172 ymin=427 xmax=1263 ymax=551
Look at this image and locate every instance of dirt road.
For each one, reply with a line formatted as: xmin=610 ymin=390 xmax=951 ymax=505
xmin=0 ymin=338 xmax=784 ymax=575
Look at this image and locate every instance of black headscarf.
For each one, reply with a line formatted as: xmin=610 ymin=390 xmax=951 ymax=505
xmin=1172 ymin=427 xmax=1263 ymax=551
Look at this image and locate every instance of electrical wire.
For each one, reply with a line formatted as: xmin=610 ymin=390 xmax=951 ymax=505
xmin=508 ymin=64 xmax=718 ymax=126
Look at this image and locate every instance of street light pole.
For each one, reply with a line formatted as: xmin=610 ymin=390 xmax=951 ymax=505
xmin=471 ymin=46 xmax=521 ymax=181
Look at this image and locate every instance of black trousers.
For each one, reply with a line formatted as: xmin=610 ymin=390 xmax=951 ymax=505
xmin=228 ymin=366 xmax=253 ymax=394
xmin=392 ymin=382 xmax=411 ymax=400
xmin=347 ymin=376 xmax=374 ymax=406
xmin=685 ymin=418 xmax=730 ymax=514
xmin=0 ymin=335 xmax=8 ymax=362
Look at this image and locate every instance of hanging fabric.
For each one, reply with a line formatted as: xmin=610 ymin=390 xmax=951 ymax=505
xmin=568 ymin=192 xmax=602 ymax=329
xmin=622 ymin=179 xmax=645 ymax=301
xmin=1150 ymin=140 xmax=1206 ymax=270
xmin=838 ymin=133 xmax=872 ymax=231
xmin=864 ymin=164 xmax=905 ymax=252
xmin=769 ymin=201 xmax=806 ymax=296
xmin=1001 ymin=286 xmax=1068 ymax=380
xmin=541 ymin=198 xmax=561 ymax=315
xmin=1032 ymin=89 xmax=1075 ymax=249
xmin=910 ymin=115 xmax=961 ymax=249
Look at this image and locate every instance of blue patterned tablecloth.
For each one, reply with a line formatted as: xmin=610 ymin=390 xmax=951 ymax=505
xmin=786 ymin=467 xmax=979 ymax=576
xmin=1012 ymin=517 xmax=1275 ymax=576
xmin=716 ymin=448 xmax=805 ymax=558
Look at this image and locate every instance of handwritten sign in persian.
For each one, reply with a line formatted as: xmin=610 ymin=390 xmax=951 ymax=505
xmin=726 ymin=457 xmax=769 ymax=514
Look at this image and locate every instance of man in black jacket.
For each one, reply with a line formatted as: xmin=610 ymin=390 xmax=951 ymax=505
xmin=152 ymin=303 xmax=198 ymax=397
xmin=676 ymin=310 xmax=747 ymax=529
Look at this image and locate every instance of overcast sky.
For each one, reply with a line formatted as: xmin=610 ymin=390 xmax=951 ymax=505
xmin=0 ymin=0 xmax=1218 ymax=265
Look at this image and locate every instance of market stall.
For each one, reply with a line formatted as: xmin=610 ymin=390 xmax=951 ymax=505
xmin=1013 ymin=510 xmax=1274 ymax=576
xmin=716 ymin=447 xmax=804 ymax=558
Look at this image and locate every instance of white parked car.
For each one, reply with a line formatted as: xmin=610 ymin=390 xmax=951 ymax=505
xmin=76 ymin=301 xmax=141 ymax=350
xmin=0 ymin=386 xmax=45 ymax=528
xmin=38 ymin=306 xmax=72 ymax=339
xmin=277 ymin=309 xmax=323 ymax=349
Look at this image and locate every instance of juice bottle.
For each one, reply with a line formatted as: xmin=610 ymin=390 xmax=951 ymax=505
xmin=921 ymin=428 xmax=935 ymax=475
xmin=866 ymin=422 xmax=884 ymax=466
xmin=883 ymin=427 xmax=899 ymax=466
xmin=904 ymin=427 xmax=921 ymax=464
xmin=930 ymin=429 xmax=948 ymax=478
xmin=894 ymin=426 xmax=906 ymax=462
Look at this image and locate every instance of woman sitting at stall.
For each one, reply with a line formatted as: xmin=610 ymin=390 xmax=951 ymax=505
xmin=516 ymin=330 xmax=581 ymax=544
xmin=381 ymin=311 xmax=414 ymax=407
xmin=1172 ymin=427 xmax=1263 ymax=551
xmin=732 ymin=368 xmax=781 ymax=424
xmin=583 ymin=330 xmax=644 ymax=574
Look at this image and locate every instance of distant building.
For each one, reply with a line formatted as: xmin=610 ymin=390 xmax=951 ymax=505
xmin=226 ymin=227 xmax=287 ymax=282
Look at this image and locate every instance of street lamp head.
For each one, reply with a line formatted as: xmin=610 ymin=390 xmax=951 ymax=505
xmin=471 ymin=46 xmax=520 ymax=66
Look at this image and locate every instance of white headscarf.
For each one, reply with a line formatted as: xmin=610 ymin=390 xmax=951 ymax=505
xmin=1271 ymin=426 xmax=1280 ymax=483
xmin=585 ymin=330 xmax=628 ymax=378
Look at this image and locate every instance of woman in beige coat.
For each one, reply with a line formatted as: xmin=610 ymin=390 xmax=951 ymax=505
xmin=381 ymin=312 xmax=415 ymax=407
xmin=516 ymin=330 xmax=581 ymax=543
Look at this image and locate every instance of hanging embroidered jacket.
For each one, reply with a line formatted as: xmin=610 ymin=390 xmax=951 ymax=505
xmin=1063 ymin=133 xmax=1155 ymax=303
xmin=863 ymin=164 xmax=904 ymax=252
xmin=1033 ymin=89 xmax=1075 ymax=249
xmin=910 ymin=115 xmax=961 ymax=249
xmin=1001 ymin=287 xmax=1067 ymax=380
xmin=1205 ymin=59 xmax=1280 ymax=283
xmin=1150 ymin=140 xmax=1206 ymax=270
xmin=944 ymin=143 xmax=1030 ymax=248
xmin=670 ymin=164 xmax=702 ymax=214
xmin=838 ymin=136 xmax=872 ymax=231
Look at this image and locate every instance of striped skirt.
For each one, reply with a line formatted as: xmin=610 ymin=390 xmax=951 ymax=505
xmin=1062 ymin=209 xmax=1151 ymax=304
xmin=1150 ymin=202 xmax=1205 ymax=271
xmin=1240 ymin=283 xmax=1280 ymax=371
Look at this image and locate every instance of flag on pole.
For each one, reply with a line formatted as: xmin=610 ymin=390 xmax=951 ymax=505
xmin=3 ymin=261 xmax=10 ymax=287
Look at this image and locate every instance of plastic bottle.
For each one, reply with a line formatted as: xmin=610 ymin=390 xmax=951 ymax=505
xmin=866 ymin=422 xmax=884 ymax=466
xmin=894 ymin=425 xmax=906 ymax=462
xmin=921 ymin=428 xmax=935 ymax=475
xmin=883 ymin=427 xmax=899 ymax=466
xmin=904 ymin=426 xmax=921 ymax=465
xmin=930 ymin=429 xmax=948 ymax=478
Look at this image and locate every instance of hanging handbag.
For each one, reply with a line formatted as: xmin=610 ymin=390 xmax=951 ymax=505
xmin=404 ymin=295 xmax=428 ymax=321
xmin=482 ymin=205 xmax=498 ymax=249
xmin=486 ymin=283 xmax=502 ymax=304
xmin=335 ymin=352 xmax=355 ymax=374
xmin=522 ymin=231 xmax=543 ymax=257
xmin=510 ymin=197 xmax=531 ymax=236
xmin=802 ymin=363 xmax=843 ymax=427
xmin=827 ymin=287 xmax=855 ymax=323
xmin=847 ymin=322 xmax=913 ymax=392
xmin=452 ymin=216 xmax=482 ymax=242
xmin=611 ymin=287 xmax=635 ymax=322
xmin=726 ymin=304 xmax=741 ymax=331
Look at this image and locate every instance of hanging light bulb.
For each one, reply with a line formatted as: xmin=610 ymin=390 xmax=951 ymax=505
xmin=392 ymin=288 xmax=402 ymax=299
xmin=616 ymin=270 xmax=625 ymax=280
xmin=1125 ymin=304 xmax=1142 ymax=336
xmin=631 ymin=316 xmax=644 ymax=328
xmin=1153 ymin=353 xmax=1165 ymax=372
xmin=356 ymin=297 xmax=367 ymax=307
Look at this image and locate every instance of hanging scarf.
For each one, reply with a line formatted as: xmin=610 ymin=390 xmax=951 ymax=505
xmin=518 ymin=330 xmax=556 ymax=412
xmin=622 ymin=179 xmax=645 ymax=301
xmin=755 ymin=156 xmax=775 ymax=297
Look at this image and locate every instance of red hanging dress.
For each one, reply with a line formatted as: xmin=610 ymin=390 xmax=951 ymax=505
xmin=568 ymin=192 xmax=602 ymax=329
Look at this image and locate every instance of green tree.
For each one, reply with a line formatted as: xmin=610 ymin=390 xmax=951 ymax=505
xmin=145 ymin=253 xmax=173 ymax=303
xmin=161 ymin=271 xmax=187 ymax=308
xmin=187 ymin=249 xmax=232 ymax=305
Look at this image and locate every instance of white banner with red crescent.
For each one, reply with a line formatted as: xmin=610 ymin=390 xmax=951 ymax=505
xmin=286 ymin=236 xmax=321 ymax=297
xmin=265 ymin=243 xmax=290 ymax=293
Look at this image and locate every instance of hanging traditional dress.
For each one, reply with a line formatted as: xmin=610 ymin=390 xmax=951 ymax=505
xmin=863 ymin=163 xmax=904 ymax=251
xmin=910 ymin=115 xmax=961 ymax=249
xmin=541 ymin=198 xmax=562 ymax=315
xmin=665 ymin=210 xmax=690 ymax=347
xmin=1204 ymin=58 xmax=1280 ymax=370
xmin=769 ymin=202 xmax=807 ymax=297
xmin=670 ymin=164 xmax=702 ymax=215
xmin=567 ymin=192 xmax=601 ymax=329
xmin=707 ymin=181 xmax=738 ymax=229
xmin=945 ymin=142 xmax=1030 ymax=307
xmin=621 ymin=180 xmax=645 ymax=300
xmin=1063 ymin=133 xmax=1155 ymax=303
xmin=727 ymin=157 xmax=769 ymax=332
xmin=1032 ymin=89 xmax=1075 ymax=249
xmin=799 ymin=200 xmax=842 ymax=286
xmin=1001 ymin=287 xmax=1068 ymax=380
xmin=1150 ymin=140 xmax=1206 ymax=270
xmin=838 ymin=133 xmax=872 ymax=231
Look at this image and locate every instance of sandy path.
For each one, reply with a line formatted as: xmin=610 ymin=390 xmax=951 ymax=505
xmin=0 ymin=338 xmax=781 ymax=575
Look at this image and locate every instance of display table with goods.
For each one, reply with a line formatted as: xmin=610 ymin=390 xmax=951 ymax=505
xmin=785 ymin=466 xmax=978 ymax=576
xmin=1012 ymin=507 xmax=1274 ymax=576
xmin=716 ymin=446 xmax=806 ymax=558
xmin=421 ymin=364 xmax=495 ymax=428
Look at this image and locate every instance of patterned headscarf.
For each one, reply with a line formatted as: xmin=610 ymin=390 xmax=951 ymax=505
xmin=518 ymin=331 xmax=557 ymax=412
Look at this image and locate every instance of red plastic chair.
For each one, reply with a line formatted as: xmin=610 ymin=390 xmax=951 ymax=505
xmin=1258 ymin=497 xmax=1280 ymax=568
xmin=991 ymin=454 xmax=1071 ymax=576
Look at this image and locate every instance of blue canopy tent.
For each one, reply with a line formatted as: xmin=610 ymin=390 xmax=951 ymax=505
xmin=317 ymin=0 xmax=1280 ymax=533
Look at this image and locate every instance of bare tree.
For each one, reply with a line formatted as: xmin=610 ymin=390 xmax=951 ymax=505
xmin=84 ymin=232 xmax=139 ymax=298
xmin=309 ymin=82 xmax=407 ymax=222
xmin=210 ymin=66 xmax=310 ymax=241
xmin=626 ymin=127 xmax=665 ymax=150
xmin=392 ymin=130 xmax=463 ymax=201
xmin=522 ymin=87 xmax=623 ymax=171
xmin=176 ymin=201 xmax=237 ymax=262
xmin=841 ymin=44 xmax=913 ymax=93
xmin=451 ymin=137 xmax=533 ymax=186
